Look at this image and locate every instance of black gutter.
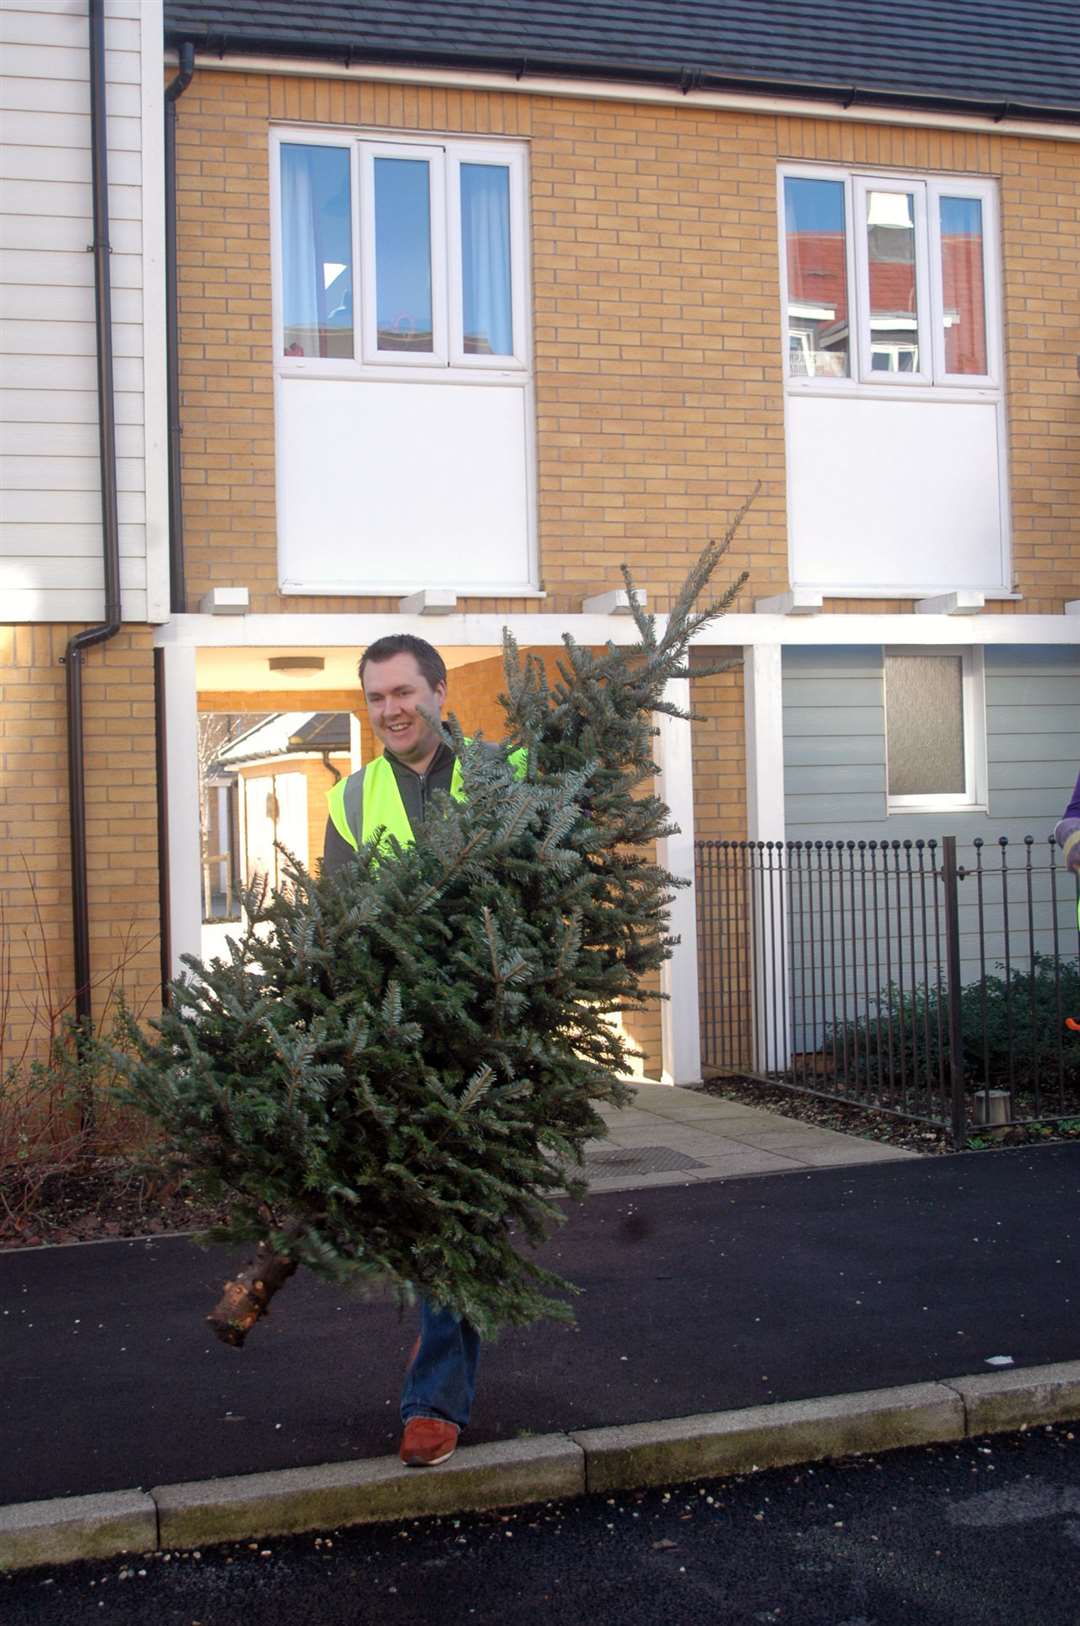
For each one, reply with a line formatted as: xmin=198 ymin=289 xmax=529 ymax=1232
xmin=165 ymin=42 xmax=195 ymax=615
xmin=163 ymin=33 xmax=1080 ymax=129
xmin=65 ymin=0 xmax=123 ymax=1066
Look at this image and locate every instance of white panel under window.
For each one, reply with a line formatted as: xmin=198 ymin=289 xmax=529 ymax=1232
xmin=787 ymin=394 xmax=1007 ymax=593
xmin=277 ymin=378 xmax=530 ymax=592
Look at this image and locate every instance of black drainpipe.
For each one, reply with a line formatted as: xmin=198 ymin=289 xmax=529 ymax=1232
xmin=64 ymin=0 xmax=122 ymax=1057
xmin=156 ymin=43 xmax=195 ymax=1005
xmin=165 ymin=42 xmax=195 ymax=614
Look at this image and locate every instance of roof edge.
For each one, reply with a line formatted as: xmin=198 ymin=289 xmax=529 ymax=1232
xmin=163 ymin=29 xmax=1080 ymax=126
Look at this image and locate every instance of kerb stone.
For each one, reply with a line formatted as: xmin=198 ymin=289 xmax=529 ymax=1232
xmin=946 ymin=1360 xmax=1080 ymax=1436
xmin=0 ymin=1489 xmax=157 ymax=1573
xmin=572 ymin=1382 xmax=964 ymax=1493
xmin=153 ymin=1434 xmax=584 ymax=1549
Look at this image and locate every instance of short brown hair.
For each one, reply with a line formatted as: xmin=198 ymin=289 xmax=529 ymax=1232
xmin=359 ymin=634 xmax=447 ymax=692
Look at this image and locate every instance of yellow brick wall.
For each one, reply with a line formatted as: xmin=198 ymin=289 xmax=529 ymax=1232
xmin=689 ymin=647 xmax=752 ymax=1071
xmin=174 ymin=72 xmax=783 ymax=617
xmin=174 ymin=77 xmax=1080 ymax=618
xmin=0 ymin=627 xmax=161 ymax=1066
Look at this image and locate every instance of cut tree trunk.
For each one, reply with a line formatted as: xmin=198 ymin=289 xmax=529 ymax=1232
xmin=207 ymin=1239 xmax=299 ymax=1347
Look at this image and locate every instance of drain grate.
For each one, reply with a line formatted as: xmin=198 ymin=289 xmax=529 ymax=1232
xmin=585 ymin=1144 xmax=706 ymax=1176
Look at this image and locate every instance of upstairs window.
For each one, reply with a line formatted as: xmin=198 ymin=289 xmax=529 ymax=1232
xmin=781 ymin=169 xmax=999 ymax=389
xmin=275 ymin=133 xmax=528 ymax=373
xmin=270 ymin=130 xmax=534 ymax=596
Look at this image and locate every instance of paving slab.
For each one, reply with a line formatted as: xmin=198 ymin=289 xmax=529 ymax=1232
xmin=592 ymin=1083 xmax=919 ymax=1181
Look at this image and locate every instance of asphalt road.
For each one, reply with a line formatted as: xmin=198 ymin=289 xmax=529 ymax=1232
xmin=2 ymin=1145 xmax=1078 ymax=1505
xmin=5 ymin=1424 xmax=1080 ymax=1624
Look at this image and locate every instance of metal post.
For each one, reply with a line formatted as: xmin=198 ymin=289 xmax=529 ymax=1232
xmin=941 ymin=835 xmax=967 ymax=1149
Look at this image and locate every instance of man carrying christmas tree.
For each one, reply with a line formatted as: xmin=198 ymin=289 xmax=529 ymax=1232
xmin=119 ymin=522 xmax=750 ymax=1480
xmin=322 ymin=633 xmax=493 ymax=1468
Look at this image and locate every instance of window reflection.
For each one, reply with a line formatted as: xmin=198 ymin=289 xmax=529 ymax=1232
xmin=866 ymin=190 xmax=919 ymax=373
xmin=940 ymin=196 xmax=987 ymax=375
xmin=281 ymin=145 xmax=353 ymax=359
xmin=784 ymin=177 xmax=850 ymax=377
xmin=374 ymin=158 xmax=434 ymax=352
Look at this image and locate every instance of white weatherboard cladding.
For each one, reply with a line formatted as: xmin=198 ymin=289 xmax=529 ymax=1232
xmin=277 ymin=377 xmax=532 ymax=593
xmin=779 ymin=643 xmax=1080 ymax=1051
xmin=787 ymin=394 xmax=1008 ymax=594
xmin=0 ymin=0 xmax=166 ymax=624
xmin=781 ymin=644 xmax=1080 ymax=838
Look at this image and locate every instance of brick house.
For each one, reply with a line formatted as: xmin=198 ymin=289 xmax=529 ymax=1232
xmin=3 ymin=2 xmax=1079 ymax=1083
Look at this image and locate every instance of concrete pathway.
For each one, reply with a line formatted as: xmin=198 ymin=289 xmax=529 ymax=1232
xmin=586 ymin=1081 xmax=917 ymax=1192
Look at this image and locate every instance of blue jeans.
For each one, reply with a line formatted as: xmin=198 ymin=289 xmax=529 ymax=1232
xmin=399 ymin=1299 xmax=480 ymax=1430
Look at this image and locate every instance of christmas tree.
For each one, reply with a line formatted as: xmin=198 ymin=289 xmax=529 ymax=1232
xmin=119 ymin=513 xmax=748 ymax=1343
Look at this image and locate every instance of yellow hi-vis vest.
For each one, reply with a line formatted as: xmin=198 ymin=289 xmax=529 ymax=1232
xmin=325 ymin=743 xmax=527 ymax=855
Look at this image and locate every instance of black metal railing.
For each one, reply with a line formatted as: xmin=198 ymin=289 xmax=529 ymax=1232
xmin=695 ymin=835 xmax=1080 ymax=1147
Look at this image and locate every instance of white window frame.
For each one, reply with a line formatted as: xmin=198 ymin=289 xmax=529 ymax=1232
xmin=927 ymin=178 xmax=1001 ymax=388
xmin=270 ymin=126 xmax=530 ymax=383
xmin=883 ymin=645 xmax=988 ymax=814
xmin=359 ymin=140 xmax=448 ymax=367
xmin=779 ymin=166 xmax=1002 ymax=395
xmin=852 ymin=175 xmax=933 ymax=387
xmin=446 ymin=144 xmax=529 ymax=370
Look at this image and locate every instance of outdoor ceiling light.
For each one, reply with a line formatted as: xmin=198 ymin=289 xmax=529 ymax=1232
xmin=267 ymin=655 xmax=326 ymax=673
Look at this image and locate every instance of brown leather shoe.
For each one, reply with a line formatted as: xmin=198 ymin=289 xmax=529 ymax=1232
xmin=399 ymin=1417 xmax=459 ymax=1467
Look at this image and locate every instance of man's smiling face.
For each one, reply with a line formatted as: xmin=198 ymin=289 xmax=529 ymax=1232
xmin=362 ymin=651 xmax=447 ymax=773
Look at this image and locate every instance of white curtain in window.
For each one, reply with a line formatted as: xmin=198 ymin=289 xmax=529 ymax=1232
xmin=460 ymin=164 xmax=512 ymax=355
xmin=281 ymin=147 xmax=325 ymax=357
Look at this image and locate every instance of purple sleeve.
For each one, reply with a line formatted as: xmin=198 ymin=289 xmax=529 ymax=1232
xmin=1066 ymin=769 xmax=1080 ymax=823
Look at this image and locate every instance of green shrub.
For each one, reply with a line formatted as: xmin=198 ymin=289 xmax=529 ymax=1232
xmin=824 ymin=953 xmax=1080 ymax=1098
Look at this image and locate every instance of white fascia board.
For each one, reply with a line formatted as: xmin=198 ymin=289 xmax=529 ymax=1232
xmin=178 ymin=51 xmax=1080 ymax=146
xmin=705 ymin=614 xmax=1080 ymax=646
xmin=154 ymin=611 xmax=1080 ymax=651
xmin=154 ymin=612 xmax=664 ymax=648
xmin=231 ymin=750 xmax=343 ymax=769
